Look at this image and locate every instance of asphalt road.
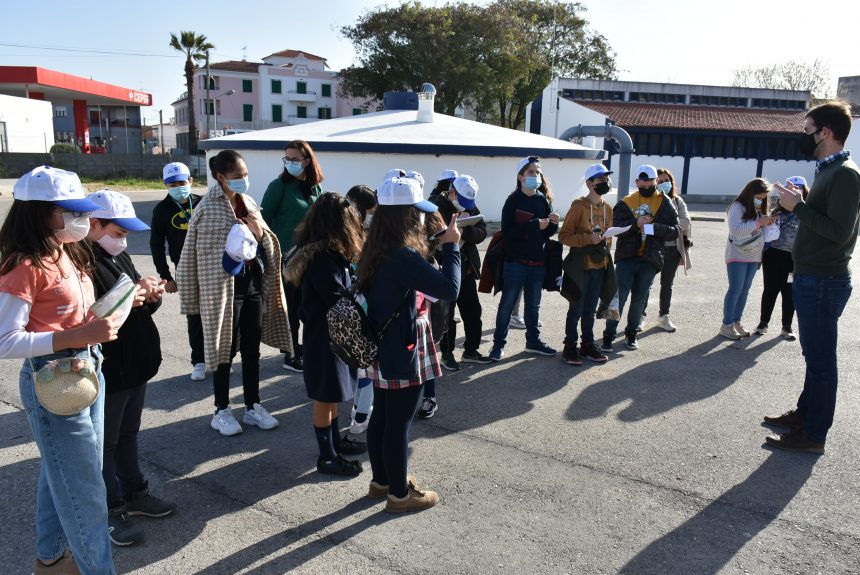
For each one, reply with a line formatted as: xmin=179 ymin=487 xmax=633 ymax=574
xmin=0 ymin=191 xmax=858 ymax=574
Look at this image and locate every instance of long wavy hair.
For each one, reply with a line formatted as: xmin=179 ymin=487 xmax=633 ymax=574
xmin=293 ymin=192 xmax=364 ymax=262
xmin=731 ymin=178 xmax=769 ymax=221
xmin=357 ymin=204 xmax=429 ymax=292
xmin=513 ymin=158 xmax=554 ymax=204
xmin=0 ymin=200 xmax=93 ymax=276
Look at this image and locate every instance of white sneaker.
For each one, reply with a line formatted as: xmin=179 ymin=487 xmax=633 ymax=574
xmin=657 ymin=315 xmax=677 ymax=333
xmin=733 ymin=321 xmax=751 ymax=338
xmin=719 ymin=324 xmax=741 ymax=340
xmin=211 ymin=407 xmax=243 ymax=436
xmin=243 ymin=403 xmax=279 ymax=430
xmin=509 ymin=315 xmax=526 ymax=329
xmin=350 ymin=406 xmax=372 ymax=435
xmin=191 ymin=363 xmax=206 ymax=381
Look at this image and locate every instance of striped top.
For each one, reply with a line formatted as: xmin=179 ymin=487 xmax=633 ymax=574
xmin=724 ymin=202 xmax=763 ymax=263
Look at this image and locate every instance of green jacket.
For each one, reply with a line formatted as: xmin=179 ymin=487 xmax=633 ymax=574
xmin=260 ymin=176 xmax=322 ymax=253
xmin=793 ymin=156 xmax=860 ymax=276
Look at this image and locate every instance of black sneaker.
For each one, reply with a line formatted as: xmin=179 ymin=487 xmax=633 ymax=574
xmin=561 ymin=343 xmax=582 ymax=366
xmin=524 ymin=340 xmax=558 ymax=356
xmin=600 ymin=334 xmax=613 ymax=353
xmin=461 ymin=350 xmax=492 ymax=364
xmin=440 ymin=352 xmax=461 ymax=371
xmin=337 ymin=434 xmax=367 ymax=455
xmin=417 ymin=397 xmax=438 ymax=419
xmin=580 ymin=342 xmax=609 ymax=363
xmin=108 ymin=506 xmax=145 ymax=546
xmin=317 ymin=454 xmax=363 ymax=477
xmin=625 ymin=331 xmax=639 ymax=350
xmin=124 ymin=485 xmax=176 ymax=518
xmin=283 ymin=355 xmax=303 ymax=373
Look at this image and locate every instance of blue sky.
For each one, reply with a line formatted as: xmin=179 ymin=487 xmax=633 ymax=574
xmin=2 ymin=0 xmax=857 ymax=124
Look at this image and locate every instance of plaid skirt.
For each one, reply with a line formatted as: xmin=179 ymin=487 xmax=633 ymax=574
xmin=368 ymin=315 xmax=441 ymax=390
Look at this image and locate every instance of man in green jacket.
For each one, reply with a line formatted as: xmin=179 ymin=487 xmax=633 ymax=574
xmin=764 ymin=101 xmax=860 ymax=454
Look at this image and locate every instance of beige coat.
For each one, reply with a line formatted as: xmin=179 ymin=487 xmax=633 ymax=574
xmin=671 ymin=195 xmax=693 ymax=273
xmin=177 ymin=184 xmax=292 ymax=369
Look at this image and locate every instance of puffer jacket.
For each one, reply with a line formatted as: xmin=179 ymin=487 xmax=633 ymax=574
xmin=613 ymin=191 xmax=680 ymax=271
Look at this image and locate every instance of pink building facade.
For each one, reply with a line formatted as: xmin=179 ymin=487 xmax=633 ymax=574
xmin=172 ymin=50 xmax=375 ymax=149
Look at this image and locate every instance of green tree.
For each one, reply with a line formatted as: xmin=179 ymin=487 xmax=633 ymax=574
xmin=731 ymin=59 xmax=833 ymax=104
xmin=170 ymin=31 xmax=215 ymax=154
xmin=339 ymin=0 xmax=616 ymax=129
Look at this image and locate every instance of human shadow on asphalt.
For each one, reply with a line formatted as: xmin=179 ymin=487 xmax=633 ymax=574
xmin=192 ymin=497 xmax=389 ymax=575
xmin=618 ymin=452 xmax=815 ymax=574
xmin=566 ymin=336 xmax=781 ymax=422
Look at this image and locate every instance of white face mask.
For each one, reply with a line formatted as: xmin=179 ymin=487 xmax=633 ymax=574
xmin=419 ymin=212 xmax=426 ymax=226
xmin=96 ymin=233 xmax=128 ymax=256
xmin=55 ymin=213 xmax=90 ymax=244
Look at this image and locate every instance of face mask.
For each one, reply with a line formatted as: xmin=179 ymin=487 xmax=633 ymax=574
xmin=284 ymin=160 xmax=304 ymax=177
xmin=657 ymin=182 xmax=672 ymax=194
xmin=168 ymin=184 xmax=192 ymax=203
xmin=754 ymin=198 xmax=763 ymax=208
xmin=638 ymin=185 xmax=656 ymax=198
xmin=451 ymin=197 xmax=466 ymax=212
xmin=226 ymin=177 xmax=249 ymax=194
xmin=594 ymin=181 xmax=611 ymax=196
xmin=419 ymin=212 xmax=426 ymax=226
xmin=524 ymin=175 xmax=542 ymax=191
xmin=55 ymin=213 xmax=90 ymax=244
xmin=799 ymin=130 xmax=821 ymax=157
xmin=96 ymin=234 xmax=128 ymax=256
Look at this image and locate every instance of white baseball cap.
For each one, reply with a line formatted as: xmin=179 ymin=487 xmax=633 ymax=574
xmin=406 ymin=170 xmax=425 ymax=191
xmin=163 ymin=162 xmax=191 ymax=184
xmin=516 ymin=156 xmax=541 ymax=175
xmin=382 ymin=168 xmax=407 ymax=183
xmin=13 ymin=166 xmax=101 ymax=212
xmin=452 ymin=175 xmax=479 ymax=210
xmin=222 ymin=223 xmax=258 ymax=276
xmin=87 ymin=189 xmax=150 ymax=231
xmin=377 ymin=177 xmax=437 ymax=213
xmin=786 ymin=176 xmax=808 ymax=188
xmin=439 ymin=169 xmax=458 ymax=181
xmin=584 ymin=164 xmax=613 ymax=180
xmin=636 ymin=164 xmax=658 ymax=180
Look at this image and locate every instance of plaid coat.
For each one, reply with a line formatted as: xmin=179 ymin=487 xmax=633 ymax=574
xmin=176 ymin=184 xmax=292 ymax=369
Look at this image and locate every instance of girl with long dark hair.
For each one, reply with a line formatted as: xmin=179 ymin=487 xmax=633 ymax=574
xmin=262 ymin=140 xmax=324 ymax=373
xmin=653 ymin=167 xmax=692 ymax=332
xmin=358 ymin=175 xmax=461 ymax=513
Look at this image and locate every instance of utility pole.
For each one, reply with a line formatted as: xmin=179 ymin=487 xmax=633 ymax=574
xmin=159 ymin=109 xmax=165 ymax=153
xmin=205 ymin=51 xmax=211 ymax=141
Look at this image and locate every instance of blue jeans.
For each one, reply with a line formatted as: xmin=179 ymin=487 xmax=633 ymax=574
xmin=604 ymin=257 xmax=658 ymax=337
xmin=19 ymin=348 xmax=115 ymax=574
xmin=564 ymin=268 xmax=603 ymax=345
xmin=722 ymin=262 xmax=759 ymax=325
xmin=793 ymin=274 xmax=852 ymax=443
xmin=493 ymin=262 xmax=546 ymax=349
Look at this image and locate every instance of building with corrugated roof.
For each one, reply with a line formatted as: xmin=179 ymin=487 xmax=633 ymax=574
xmin=527 ymin=78 xmax=816 ymax=200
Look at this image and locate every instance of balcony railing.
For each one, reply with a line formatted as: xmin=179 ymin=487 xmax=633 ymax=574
xmin=287 ymin=116 xmax=320 ymax=125
xmin=286 ymin=90 xmax=318 ymax=103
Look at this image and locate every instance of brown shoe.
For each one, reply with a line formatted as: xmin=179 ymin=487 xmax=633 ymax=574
xmin=763 ymin=408 xmax=802 ymax=430
xmin=384 ymin=485 xmax=439 ymax=513
xmin=367 ymin=475 xmax=418 ymax=499
xmin=765 ymin=429 xmax=825 ymax=454
xmin=34 ymin=550 xmax=80 ymax=575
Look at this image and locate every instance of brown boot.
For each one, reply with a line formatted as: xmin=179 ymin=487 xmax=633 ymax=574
xmin=384 ymin=485 xmax=439 ymax=513
xmin=367 ymin=475 xmax=418 ymax=499
xmin=34 ymin=550 xmax=80 ymax=575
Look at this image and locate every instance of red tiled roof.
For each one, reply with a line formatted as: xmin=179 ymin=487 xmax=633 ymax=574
xmin=209 ymin=60 xmax=261 ymax=73
xmin=575 ymin=101 xmax=807 ymax=134
xmin=264 ymin=50 xmax=327 ymax=62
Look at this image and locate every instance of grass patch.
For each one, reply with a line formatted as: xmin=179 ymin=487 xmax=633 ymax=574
xmin=79 ymin=177 xmax=207 ymax=192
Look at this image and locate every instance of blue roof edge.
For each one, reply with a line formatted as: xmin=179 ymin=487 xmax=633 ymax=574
xmin=199 ymin=139 xmax=607 ymax=160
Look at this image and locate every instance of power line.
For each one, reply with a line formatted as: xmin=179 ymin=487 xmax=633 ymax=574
xmin=0 ymin=42 xmax=179 ymax=58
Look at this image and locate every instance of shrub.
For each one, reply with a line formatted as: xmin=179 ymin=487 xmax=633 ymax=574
xmin=50 ymin=143 xmax=80 ymax=154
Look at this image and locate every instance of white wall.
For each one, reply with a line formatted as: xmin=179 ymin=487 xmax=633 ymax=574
xmin=0 ymin=94 xmax=54 ymax=152
xmin=761 ymin=160 xmax=815 ymax=188
xmin=687 ymin=158 xmax=759 ymax=197
xmin=528 ymin=82 xmax=608 ymax=139
xmin=846 ymin=121 xmax=860 ymax=152
xmin=208 ymin=149 xmax=597 ymax=221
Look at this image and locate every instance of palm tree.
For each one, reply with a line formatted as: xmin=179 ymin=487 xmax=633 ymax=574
xmin=170 ymin=31 xmax=214 ymax=154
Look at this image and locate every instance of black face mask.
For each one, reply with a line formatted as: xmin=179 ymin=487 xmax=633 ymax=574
xmin=594 ymin=181 xmax=611 ymax=195
xmin=799 ymin=129 xmax=822 ymax=157
xmin=638 ymin=185 xmax=656 ymax=197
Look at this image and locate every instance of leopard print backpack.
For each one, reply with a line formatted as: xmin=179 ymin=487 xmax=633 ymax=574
xmin=327 ymin=287 xmax=409 ymax=369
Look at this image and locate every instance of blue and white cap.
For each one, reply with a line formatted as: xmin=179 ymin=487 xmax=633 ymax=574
xmin=377 ymin=177 xmax=437 ymax=213
xmin=13 ymin=166 xmax=101 ymax=212
xmin=87 ymin=189 xmax=150 ymax=231
xmin=452 ymin=175 xmax=479 ymax=210
xmin=163 ymin=162 xmax=191 ymax=184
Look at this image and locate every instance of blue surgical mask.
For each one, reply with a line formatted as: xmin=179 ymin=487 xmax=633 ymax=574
xmin=524 ymin=175 xmax=542 ymax=191
xmin=168 ymin=184 xmax=192 ymax=203
xmin=227 ymin=177 xmax=249 ymax=194
xmin=284 ymin=160 xmax=304 ymax=177
xmin=657 ymin=182 xmax=672 ymax=194
xmin=754 ymin=198 xmax=763 ymax=208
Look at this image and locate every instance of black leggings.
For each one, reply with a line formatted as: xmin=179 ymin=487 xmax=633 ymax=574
xmin=214 ymin=269 xmax=263 ymax=410
xmin=283 ymin=276 xmax=302 ymax=357
xmin=759 ymin=247 xmax=795 ymax=329
xmin=658 ymin=247 xmax=682 ymax=316
xmin=441 ymin=278 xmax=482 ymax=354
xmin=367 ymin=385 xmax=424 ymax=498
